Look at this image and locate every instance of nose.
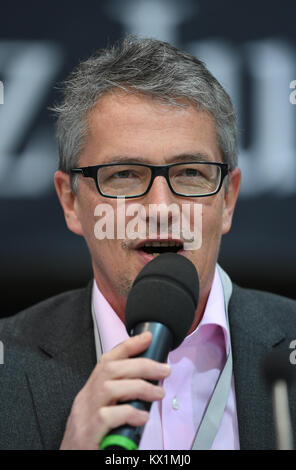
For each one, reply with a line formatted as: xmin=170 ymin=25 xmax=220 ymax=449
xmin=145 ymin=175 xmax=174 ymax=206
xmin=141 ymin=175 xmax=180 ymax=234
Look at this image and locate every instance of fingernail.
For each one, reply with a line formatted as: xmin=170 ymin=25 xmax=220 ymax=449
xmin=160 ymin=364 xmax=171 ymax=375
xmin=155 ymin=386 xmax=165 ymax=397
xmin=140 ymin=410 xmax=150 ymax=420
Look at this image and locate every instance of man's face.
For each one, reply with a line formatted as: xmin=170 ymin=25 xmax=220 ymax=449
xmin=55 ymin=91 xmax=240 ymax=328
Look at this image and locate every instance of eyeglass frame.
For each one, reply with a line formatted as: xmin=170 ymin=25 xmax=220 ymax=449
xmin=70 ymin=161 xmax=229 ymax=199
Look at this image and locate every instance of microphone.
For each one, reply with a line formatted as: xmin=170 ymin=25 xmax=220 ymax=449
xmin=100 ymin=253 xmax=199 ymax=450
xmin=263 ymin=349 xmax=295 ymax=450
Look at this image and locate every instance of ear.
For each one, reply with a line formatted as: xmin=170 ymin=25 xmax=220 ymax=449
xmin=54 ymin=170 xmax=84 ymax=236
xmin=222 ymin=168 xmax=241 ymax=235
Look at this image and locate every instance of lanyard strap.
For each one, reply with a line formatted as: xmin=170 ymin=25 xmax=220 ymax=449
xmin=91 ymin=264 xmax=233 ymax=450
xmin=191 ymin=265 xmax=233 ymax=449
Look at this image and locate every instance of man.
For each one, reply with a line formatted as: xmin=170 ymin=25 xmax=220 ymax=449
xmin=0 ymin=36 xmax=295 ymax=450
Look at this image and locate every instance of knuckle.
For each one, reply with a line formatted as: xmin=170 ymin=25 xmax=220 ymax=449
xmin=98 ymin=354 xmax=108 ymax=368
xmin=100 ymin=360 xmax=114 ymax=376
xmin=101 ymin=380 xmax=113 ymax=397
xmin=97 ymin=406 xmax=110 ymax=427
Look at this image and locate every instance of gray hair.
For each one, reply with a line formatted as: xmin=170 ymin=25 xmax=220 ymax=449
xmin=52 ymin=36 xmax=237 ymax=191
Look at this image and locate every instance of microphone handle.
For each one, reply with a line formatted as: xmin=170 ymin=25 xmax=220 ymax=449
xmin=100 ymin=322 xmax=173 ymax=450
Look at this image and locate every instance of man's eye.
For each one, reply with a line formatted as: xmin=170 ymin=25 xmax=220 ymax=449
xmin=184 ymin=169 xmax=200 ymax=177
xmin=112 ymin=170 xmax=136 ymax=179
xmin=178 ymin=169 xmax=202 ymax=177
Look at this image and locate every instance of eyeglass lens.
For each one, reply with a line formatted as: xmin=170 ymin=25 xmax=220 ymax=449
xmin=97 ymin=163 xmax=221 ymax=197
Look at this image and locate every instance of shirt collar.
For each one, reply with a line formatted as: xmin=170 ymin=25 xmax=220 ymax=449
xmin=92 ymin=265 xmax=230 ymax=356
xmin=92 ymin=281 xmax=128 ymax=354
xmin=184 ymin=266 xmax=230 ymax=356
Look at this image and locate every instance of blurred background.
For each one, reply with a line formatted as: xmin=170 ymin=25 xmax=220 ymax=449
xmin=0 ymin=0 xmax=296 ymax=317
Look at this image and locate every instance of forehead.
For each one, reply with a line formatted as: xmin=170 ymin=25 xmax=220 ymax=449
xmin=81 ymin=90 xmax=222 ymax=165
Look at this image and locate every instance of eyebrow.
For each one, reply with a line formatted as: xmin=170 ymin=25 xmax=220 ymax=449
xmin=102 ymin=153 xmax=213 ymax=164
xmin=166 ymin=153 xmax=213 ymax=163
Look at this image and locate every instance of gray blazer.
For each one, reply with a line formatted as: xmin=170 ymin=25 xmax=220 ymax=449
xmin=0 ymin=282 xmax=296 ymax=450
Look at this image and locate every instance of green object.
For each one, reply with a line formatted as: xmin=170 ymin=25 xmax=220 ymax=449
xmin=100 ymin=434 xmax=138 ymax=450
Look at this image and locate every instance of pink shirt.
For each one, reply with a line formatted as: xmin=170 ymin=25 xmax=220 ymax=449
xmin=92 ymin=266 xmax=240 ymax=450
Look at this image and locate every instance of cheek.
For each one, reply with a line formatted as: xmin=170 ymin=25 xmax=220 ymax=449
xmin=82 ymin=199 xmax=124 ymax=265
xmin=77 ymin=186 xmax=115 ymax=239
xmin=199 ymin=199 xmax=224 ymax=246
xmin=79 ymin=205 xmax=97 ymax=240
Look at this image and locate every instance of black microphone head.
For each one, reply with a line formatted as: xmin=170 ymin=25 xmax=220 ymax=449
xmin=125 ymin=253 xmax=199 ymax=349
xmin=263 ymin=349 xmax=295 ymax=387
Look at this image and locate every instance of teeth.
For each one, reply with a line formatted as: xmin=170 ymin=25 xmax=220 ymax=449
xmin=153 ymin=253 xmax=160 ymax=257
xmin=143 ymin=241 xmax=182 ymax=248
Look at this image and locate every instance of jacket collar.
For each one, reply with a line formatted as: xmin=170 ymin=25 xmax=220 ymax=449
xmin=229 ymin=284 xmax=286 ymax=450
xmin=25 ymin=282 xmax=97 ymax=449
xmin=36 ymin=282 xmax=94 ymax=360
xmin=229 ymin=284 xmax=286 ymax=348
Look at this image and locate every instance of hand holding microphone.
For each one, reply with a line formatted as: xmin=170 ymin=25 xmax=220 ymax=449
xmin=60 ymin=253 xmax=199 ymax=450
xmin=60 ymin=327 xmax=171 ymax=450
xmin=100 ymin=253 xmax=199 ymax=450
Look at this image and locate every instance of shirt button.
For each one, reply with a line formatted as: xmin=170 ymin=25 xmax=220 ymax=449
xmin=172 ymin=396 xmax=180 ymax=410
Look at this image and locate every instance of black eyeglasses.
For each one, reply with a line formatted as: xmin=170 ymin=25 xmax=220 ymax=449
xmin=71 ymin=161 xmax=229 ymax=198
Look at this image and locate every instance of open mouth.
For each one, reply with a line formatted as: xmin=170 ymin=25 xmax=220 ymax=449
xmin=136 ymin=241 xmax=183 ymax=258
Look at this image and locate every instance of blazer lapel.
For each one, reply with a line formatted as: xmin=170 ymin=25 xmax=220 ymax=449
xmin=25 ymin=283 xmax=97 ymax=449
xmin=229 ymin=285 xmax=286 ymax=450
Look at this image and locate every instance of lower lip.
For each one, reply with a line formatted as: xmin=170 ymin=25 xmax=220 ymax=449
xmin=136 ymin=249 xmax=185 ymax=264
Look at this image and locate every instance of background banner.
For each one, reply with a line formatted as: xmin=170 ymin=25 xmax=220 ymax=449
xmin=1 ymin=0 xmax=295 ymax=316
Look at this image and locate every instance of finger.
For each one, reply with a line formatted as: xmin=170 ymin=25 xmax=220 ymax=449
xmin=96 ymin=404 xmax=150 ymax=448
xmin=100 ymin=331 xmax=153 ymax=362
xmin=98 ymin=379 xmax=165 ymax=406
xmin=97 ymin=357 xmax=171 ymax=382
